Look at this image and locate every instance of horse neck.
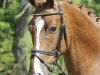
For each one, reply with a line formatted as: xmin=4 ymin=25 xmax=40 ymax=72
xmin=61 ymin=1 xmax=100 ymax=50
xmin=61 ymin=1 xmax=100 ymax=75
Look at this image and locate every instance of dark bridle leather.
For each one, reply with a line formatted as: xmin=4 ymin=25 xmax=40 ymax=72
xmin=31 ymin=0 xmax=68 ymax=75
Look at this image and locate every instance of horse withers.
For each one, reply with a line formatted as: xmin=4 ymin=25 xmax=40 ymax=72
xmin=28 ymin=0 xmax=100 ymax=75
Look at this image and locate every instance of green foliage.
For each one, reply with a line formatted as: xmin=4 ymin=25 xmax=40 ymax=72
xmin=0 ymin=22 xmax=13 ymax=51
xmin=0 ymin=0 xmax=20 ymax=75
xmin=80 ymin=0 xmax=100 ymax=16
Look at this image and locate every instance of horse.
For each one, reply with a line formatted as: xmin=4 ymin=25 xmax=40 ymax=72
xmin=28 ymin=0 xmax=100 ymax=75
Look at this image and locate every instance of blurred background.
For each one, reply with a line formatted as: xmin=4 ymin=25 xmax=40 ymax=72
xmin=0 ymin=0 xmax=100 ymax=75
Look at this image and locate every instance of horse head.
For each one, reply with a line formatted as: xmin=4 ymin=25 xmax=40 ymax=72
xmin=28 ymin=0 xmax=67 ymax=75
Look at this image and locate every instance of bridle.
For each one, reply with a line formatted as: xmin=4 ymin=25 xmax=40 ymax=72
xmin=31 ymin=0 xmax=68 ymax=75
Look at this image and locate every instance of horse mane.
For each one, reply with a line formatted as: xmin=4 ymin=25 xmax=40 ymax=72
xmin=63 ymin=0 xmax=100 ymax=25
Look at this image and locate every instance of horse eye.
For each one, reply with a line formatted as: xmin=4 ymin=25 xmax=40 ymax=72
xmin=49 ymin=26 xmax=57 ymax=33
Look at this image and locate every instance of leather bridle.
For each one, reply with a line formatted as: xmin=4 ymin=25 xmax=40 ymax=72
xmin=31 ymin=0 xmax=68 ymax=75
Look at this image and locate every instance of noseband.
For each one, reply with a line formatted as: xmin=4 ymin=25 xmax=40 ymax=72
xmin=31 ymin=0 xmax=67 ymax=75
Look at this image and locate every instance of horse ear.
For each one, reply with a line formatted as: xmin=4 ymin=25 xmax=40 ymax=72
xmin=28 ymin=0 xmax=54 ymax=7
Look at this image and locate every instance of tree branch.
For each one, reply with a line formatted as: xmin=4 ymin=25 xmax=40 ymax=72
xmin=2 ymin=0 xmax=7 ymax=8
xmin=15 ymin=3 xmax=30 ymax=19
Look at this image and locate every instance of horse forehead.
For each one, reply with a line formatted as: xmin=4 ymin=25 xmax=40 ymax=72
xmin=44 ymin=15 xmax=59 ymax=25
xmin=35 ymin=16 xmax=44 ymax=29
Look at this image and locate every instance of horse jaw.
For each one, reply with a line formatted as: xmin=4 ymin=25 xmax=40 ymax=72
xmin=34 ymin=16 xmax=49 ymax=75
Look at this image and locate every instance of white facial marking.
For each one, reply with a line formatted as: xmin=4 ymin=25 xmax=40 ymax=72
xmin=35 ymin=17 xmax=44 ymax=49
xmin=34 ymin=17 xmax=49 ymax=75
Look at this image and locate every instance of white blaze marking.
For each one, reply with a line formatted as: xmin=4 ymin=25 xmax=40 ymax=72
xmin=34 ymin=17 xmax=48 ymax=75
xmin=35 ymin=17 xmax=44 ymax=49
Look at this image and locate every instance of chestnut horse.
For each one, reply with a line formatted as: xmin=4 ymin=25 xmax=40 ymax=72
xmin=28 ymin=0 xmax=100 ymax=75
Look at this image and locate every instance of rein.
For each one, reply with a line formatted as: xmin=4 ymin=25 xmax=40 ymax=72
xmin=31 ymin=0 xmax=68 ymax=75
